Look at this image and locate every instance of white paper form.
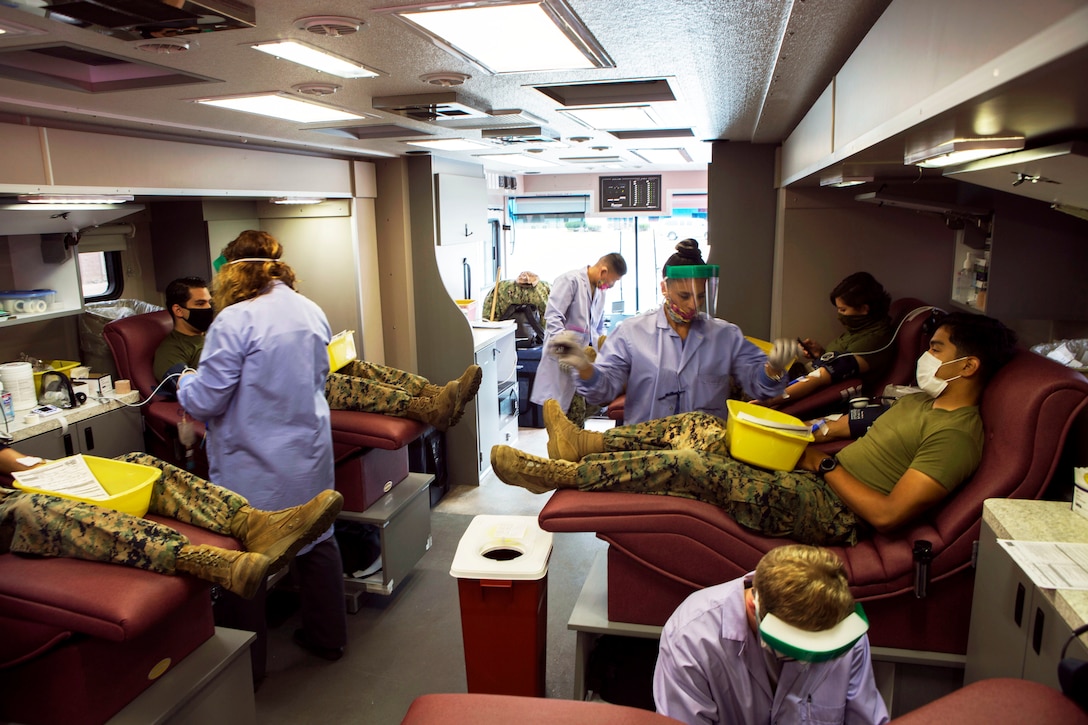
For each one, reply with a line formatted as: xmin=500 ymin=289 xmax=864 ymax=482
xmin=997 ymin=539 xmax=1088 ymax=590
xmin=12 ymin=454 xmax=109 ymax=500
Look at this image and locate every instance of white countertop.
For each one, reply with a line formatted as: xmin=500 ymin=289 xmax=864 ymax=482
xmin=4 ymin=391 xmax=140 ymax=443
xmin=471 ymin=321 xmax=516 ymax=352
xmin=983 ymin=498 xmax=1088 ymax=634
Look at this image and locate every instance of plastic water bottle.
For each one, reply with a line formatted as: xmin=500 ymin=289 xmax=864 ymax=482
xmin=0 ymin=381 xmax=13 ymax=424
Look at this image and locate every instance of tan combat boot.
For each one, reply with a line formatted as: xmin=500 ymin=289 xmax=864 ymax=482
xmin=406 ymin=382 xmax=459 ymax=430
xmin=450 ymin=365 xmax=483 ymax=427
xmin=175 ymin=544 xmax=272 ymax=599
xmin=490 ymin=445 xmax=578 ymax=494
xmin=544 ymin=399 xmax=606 ymax=461
xmin=230 ymin=489 xmax=344 ymax=571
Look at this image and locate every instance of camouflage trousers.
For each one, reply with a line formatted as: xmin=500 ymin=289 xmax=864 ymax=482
xmin=566 ymin=394 xmax=589 ymax=428
xmin=324 ymin=360 xmax=430 ymax=416
xmin=577 ymin=412 xmax=859 ymax=546
xmin=0 ymin=453 xmax=247 ymax=573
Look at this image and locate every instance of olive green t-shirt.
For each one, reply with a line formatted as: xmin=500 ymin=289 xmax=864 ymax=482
xmin=826 ymin=316 xmax=894 ymax=381
xmin=153 ymin=329 xmax=205 ymax=382
xmin=836 ymin=393 xmax=984 ymax=495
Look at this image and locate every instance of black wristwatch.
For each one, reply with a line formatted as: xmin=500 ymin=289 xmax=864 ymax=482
xmin=818 ymin=456 xmax=838 ymax=475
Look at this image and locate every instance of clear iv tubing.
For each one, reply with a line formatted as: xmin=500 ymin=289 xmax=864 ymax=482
xmin=108 ymin=368 xmax=197 ymax=408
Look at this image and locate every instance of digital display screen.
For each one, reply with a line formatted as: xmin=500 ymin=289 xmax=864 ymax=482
xmin=599 ymin=175 xmax=662 ymax=212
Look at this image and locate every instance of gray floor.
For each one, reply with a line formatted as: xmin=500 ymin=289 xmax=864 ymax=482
xmin=253 ymin=422 xmax=612 ymax=725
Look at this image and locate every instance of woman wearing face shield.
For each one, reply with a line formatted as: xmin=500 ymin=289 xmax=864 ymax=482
xmin=548 ymin=239 xmax=793 ymax=426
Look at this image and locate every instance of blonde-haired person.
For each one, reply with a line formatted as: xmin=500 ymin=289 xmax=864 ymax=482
xmin=653 ymin=545 xmax=888 ymax=725
xmin=178 ymin=229 xmax=347 ymax=661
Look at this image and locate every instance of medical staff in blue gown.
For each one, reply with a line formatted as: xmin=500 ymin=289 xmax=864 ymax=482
xmin=530 ymin=253 xmax=626 ymax=423
xmin=548 ymin=239 xmax=796 ymax=425
xmin=178 ymin=229 xmax=347 ymax=661
xmin=653 ymin=545 xmax=889 ymax=725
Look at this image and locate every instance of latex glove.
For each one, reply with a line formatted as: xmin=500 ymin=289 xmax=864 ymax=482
xmin=547 ymin=330 xmax=591 ymax=371
xmin=768 ymin=338 xmax=802 ymax=373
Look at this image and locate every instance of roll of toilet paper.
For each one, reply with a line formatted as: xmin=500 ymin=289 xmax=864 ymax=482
xmin=0 ymin=362 xmax=37 ymax=411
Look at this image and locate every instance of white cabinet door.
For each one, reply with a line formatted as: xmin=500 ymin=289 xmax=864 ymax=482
xmin=475 ymin=343 xmax=499 ymax=474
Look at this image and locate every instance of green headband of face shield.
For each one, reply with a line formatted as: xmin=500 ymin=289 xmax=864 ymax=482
xmin=759 ymin=603 xmax=869 ymax=663
xmin=213 ymin=255 xmax=276 ymax=272
xmin=664 ymin=264 xmax=719 ymax=280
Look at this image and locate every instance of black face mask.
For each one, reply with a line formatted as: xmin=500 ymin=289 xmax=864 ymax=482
xmin=185 ymin=306 xmax=214 ymax=332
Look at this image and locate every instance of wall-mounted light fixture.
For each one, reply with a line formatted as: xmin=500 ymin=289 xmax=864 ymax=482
xmin=18 ymin=194 xmax=134 ymax=204
xmin=819 ymin=172 xmax=874 ymax=188
xmin=270 ymin=197 xmax=325 ymax=205
xmin=905 ymin=136 xmax=1025 ymax=168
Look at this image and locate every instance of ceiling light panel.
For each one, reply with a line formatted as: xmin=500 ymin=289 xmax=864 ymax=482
xmin=195 ymin=93 xmax=372 ymax=123
xmin=405 ymin=138 xmax=493 ymax=151
xmin=632 ymin=148 xmax=691 ymax=164
xmin=475 ymin=153 xmax=557 ymax=167
xmin=250 ymin=40 xmax=382 ymax=78
xmin=375 ymin=0 xmax=614 ymax=74
xmin=558 ymin=105 xmax=660 ymax=131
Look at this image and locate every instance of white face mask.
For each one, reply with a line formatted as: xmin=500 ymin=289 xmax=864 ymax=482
xmin=916 ymin=352 xmax=968 ymax=398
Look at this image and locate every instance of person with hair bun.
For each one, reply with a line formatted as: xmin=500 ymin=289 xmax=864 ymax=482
xmin=177 ymin=229 xmax=348 ymax=661
xmin=545 ymin=239 xmax=795 ymax=425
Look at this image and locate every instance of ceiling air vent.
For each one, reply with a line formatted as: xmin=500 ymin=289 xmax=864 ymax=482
xmin=481 ymin=126 xmax=561 ymax=145
xmin=372 ymin=92 xmax=490 ymax=122
xmin=294 ymin=16 xmax=363 ymax=37
xmin=134 ymin=39 xmax=191 ymax=55
xmin=293 ymin=83 xmax=340 ymax=97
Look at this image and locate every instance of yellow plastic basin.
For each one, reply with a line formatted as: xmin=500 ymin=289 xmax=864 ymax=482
xmin=726 ymin=399 xmax=814 ymax=471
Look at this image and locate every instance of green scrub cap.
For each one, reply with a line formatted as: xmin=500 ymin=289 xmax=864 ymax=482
xmin=665 ymin=264 xmax=719 ymax=280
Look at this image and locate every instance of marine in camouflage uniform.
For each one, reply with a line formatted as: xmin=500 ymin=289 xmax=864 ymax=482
xmin=324 ymin=360 xmax=482 ymax=430
xmin=325 ymin=360 xmax=433 ymax=414
xmin=575 ymin=412 xmax=857 ymax=545
xmin=481 ymin=277 xmax=551 ymax=322
xmin=0 ymin=453 xmax=245 ymax=572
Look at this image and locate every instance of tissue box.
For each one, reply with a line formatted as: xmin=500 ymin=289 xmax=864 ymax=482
xmin=73 ymin=373 xmax=113 ymax=398
xmin=1073 ymin=467 xmax=1088 ymax=521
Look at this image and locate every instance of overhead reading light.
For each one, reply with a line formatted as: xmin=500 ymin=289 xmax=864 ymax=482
xmin=905 ymin=136 xmax=1025 ymax=168
xmin=194 ymin=93 xmax=371 ymax=123
xmin=250 ymin=40 xmax=382 ymax=79
xmin=374 ymin=0 xmax=614 ymax=74
xmin=632 ymin=148 xmax=691 ymax=164
xmin=405 ymin=138 xmax=492 ymax=151
xmin=475 ymin=153 xmax=557 ymax=168
xmin=19 ymin=194 xmax=133 ymax=204
xmin=820 ymin=172 xmax=874 ymax=188
xmin=558 ymin=105 xmax=660 ymax=131
xmin=270 ymin=197 xmax=325 ymax=205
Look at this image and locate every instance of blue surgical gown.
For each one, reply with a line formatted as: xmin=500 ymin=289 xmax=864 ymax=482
xmin=531 ymin=267 xmax=608 ymax=410
xmin=177 ymin=281 xmax=335 ymax=549
xmin=576 ymin=307 xmax=784 ymax=425
xmin=653 ymin=576 xmax=889 ymax=725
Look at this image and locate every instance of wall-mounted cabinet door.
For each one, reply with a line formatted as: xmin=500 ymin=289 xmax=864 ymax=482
xmin=435 ymin=174 xmax=487 ymax=246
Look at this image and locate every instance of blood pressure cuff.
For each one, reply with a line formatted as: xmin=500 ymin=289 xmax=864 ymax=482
xmin=848 ymin=405 xmax=888 ymax=438
xmin=816 ymin=353 xmax=861 ymax=383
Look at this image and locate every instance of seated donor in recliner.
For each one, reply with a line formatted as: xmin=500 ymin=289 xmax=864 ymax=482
xmin=763 ymin=271 xmax=895 ymax=407
xmin=492 ymin=312 xmax=1017 ymax=546
xmin=155 ymin=276 xmax=483 ymax=431
xmin=0 ymin=441 xmax=341 ymax=600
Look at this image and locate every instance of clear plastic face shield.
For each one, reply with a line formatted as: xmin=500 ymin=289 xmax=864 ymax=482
xmin=757 ymin=601 xmax=870 ymax=663
xmin=662 ymin=264 xmax=720 ymax=324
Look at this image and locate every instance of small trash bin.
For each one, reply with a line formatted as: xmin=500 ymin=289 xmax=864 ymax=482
xmin=79 ymin=299 xmax=163 ymax=377
xmin=450 ymin=515 xmax=553 ymax=697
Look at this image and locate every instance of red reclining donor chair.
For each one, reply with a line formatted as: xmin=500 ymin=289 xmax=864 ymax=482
xmin=538 ymin=349 xmax=1088 ymax=655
